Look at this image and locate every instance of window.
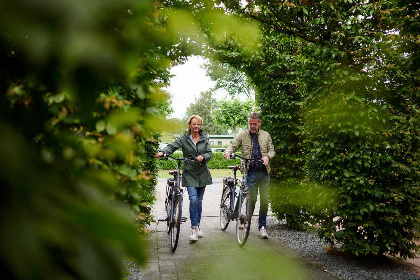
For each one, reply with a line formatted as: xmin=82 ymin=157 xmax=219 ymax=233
xmin=217 ymin=141 xmax=222 ymax=146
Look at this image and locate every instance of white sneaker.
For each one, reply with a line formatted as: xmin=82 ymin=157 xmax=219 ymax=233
xmin=259 ymin=226 xmax=268 ymax=239
xmin=196 ymin=227 xmax=203 ymax=238
xmin=189 ymin=229 xmax=198 ymax=241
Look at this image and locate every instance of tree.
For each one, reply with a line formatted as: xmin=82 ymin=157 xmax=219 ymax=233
xmin=213 ymin=98 xmax=254 ymax=133
xmin=203 ymin=60 xmax=255 ymax=99
xmin=185 ymin=90 xmax=225 ymax=134
xmin=212 ymin=0 xmax=420 ymax=259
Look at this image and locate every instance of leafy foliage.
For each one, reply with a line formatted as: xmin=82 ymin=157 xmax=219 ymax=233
xmin=203 ymin=60 xmax=255 ymax=98
xmin=185 ymin=90 xmax=224 ymax=134
xmin=214 ymin=98 xmax=255 ymax=132
xmin=0 ymin=0 xmax=271 ymax=278
xmin=198 ymin=0 xmax=420 ymax=259
xmin=0 ymin=0 xmax=184 ymax=279
xmin=158 ymin=151 xmax=240 ymax=169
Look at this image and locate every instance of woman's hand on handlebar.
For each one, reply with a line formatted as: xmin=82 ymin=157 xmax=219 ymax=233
xmin=195 ymin=155 xmax=204 ymax=162
xmin=155 ymin=152 xmax=164 ymax=158
xmin=223 ymin=152 xmax=230 ymax=160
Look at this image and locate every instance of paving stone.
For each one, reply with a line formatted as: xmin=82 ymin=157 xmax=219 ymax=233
xmin=127 ymin=178 xmax=338 ymax=280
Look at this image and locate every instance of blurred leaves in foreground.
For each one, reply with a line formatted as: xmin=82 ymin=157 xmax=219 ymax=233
xmin=0 ymin=0 xmax=172 ymax=279
xmin=0 ymin=0 xmax=263 ymax=279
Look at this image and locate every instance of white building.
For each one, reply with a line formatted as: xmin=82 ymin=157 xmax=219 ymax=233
xmin=208 ymin=135 xmax=234 ymax=147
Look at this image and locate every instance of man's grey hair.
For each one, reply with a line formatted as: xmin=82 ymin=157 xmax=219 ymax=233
xmin=249 ymin=112 xmax=261 ymax=120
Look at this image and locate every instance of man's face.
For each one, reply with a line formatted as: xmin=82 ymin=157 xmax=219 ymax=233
xmin=248 ymin=118 xmax=261 ymax=134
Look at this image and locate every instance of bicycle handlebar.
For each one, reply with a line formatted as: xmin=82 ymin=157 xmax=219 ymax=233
xmin=159 ymin=153 xmax=196 ymax=162
xmin=229 ymin=153 xmax=262 ymax=162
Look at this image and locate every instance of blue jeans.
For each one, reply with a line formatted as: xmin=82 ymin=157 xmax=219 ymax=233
xmin=248 ymin=173 xmax=270 ymax=230
xmin=187 ymin=186 xmax=206 ymax=229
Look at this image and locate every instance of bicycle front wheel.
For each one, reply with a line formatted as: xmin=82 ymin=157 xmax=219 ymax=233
xmin=236 ymin=192 xmax=252 ymax=247
xmin=170 ymin=194 xmax=183 ymax=252
xmin=165 ymin=182 xmax=172 ymax=234
xmin=220 ymin=185 xmax=231 ymax=231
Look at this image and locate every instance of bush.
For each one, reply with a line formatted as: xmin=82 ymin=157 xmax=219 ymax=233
xmin=304 ymin=81 xmax=420 ymax=258
xmin=157 ymin=152 xmax=240 ymax=169
xmin=270 ymin=179 xmax=336 ymax=231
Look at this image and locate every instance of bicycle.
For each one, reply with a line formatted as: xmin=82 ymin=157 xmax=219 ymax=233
xmin=219 ymin=154 xmax=262 ymax=246
xmin=158 ymin=154 xmax=192 ymax=252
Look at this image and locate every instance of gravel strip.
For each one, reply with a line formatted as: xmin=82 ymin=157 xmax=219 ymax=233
xmin=124 ymin=260 xmax=139 ymax=280
xmin=265 ymin=216 xmax=420 ymax=280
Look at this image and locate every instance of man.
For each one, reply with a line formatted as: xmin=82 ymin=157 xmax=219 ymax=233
xmin=223 ymin=112 xmax=275 ymax=239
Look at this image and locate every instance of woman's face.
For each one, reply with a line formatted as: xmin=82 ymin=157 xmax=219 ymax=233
xmin=189 ymin=118 xmax=202 ymax=133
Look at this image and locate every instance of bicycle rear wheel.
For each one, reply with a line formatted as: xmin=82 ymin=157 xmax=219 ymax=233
xmin=236 ymin=192 xmax=252 ymax=246
xmin=220 ymin=185 xmax=231 ymax=231
xmin=170 ymin=194 xmax=183 ymax=252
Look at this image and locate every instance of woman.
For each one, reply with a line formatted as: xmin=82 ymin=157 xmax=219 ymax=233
xmin=156 ymin=115 xmax=212 ymax=241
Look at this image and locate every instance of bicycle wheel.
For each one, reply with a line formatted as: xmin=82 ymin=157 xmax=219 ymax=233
xmin=165 ymin=182 xmax=172 ymax=234
xmin=220 ymin=185 xmax=231 ymax=230
xmin=236 ymin=192 xmax=252 ymax=246
xmin=170 ymin=194 xmax=183 ymax=252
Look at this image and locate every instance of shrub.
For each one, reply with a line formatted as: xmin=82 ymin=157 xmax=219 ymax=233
xmin=157 ymin=152 xmax=240 ymax=169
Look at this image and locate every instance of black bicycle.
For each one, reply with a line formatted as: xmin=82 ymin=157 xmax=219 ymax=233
xmin=158 ymin=154 xmax=191 ymax=252
xmin=220 ymin=154 xmax=262 ymax=246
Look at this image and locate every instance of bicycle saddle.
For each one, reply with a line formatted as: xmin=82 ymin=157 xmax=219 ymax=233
xmin=228 ymin=165 xmax=240 ymax=171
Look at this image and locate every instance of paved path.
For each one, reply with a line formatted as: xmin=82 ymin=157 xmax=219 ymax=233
xmin=128 ymin=178 xmax=338 ymax=280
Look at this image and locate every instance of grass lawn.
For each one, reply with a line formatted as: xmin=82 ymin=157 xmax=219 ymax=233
xmin=158 ymin=169 xmax=235 ymax=179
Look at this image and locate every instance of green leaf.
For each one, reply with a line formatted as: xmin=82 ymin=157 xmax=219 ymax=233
xmin=96 ymin=120 xmax=106 ymax=132
xmin=49 ymin=93 xmax=65 ymax=104
xmin=137 ymin=88 xmax=146 ymax=99
xmin=106 ymin=123 xmax=117 ymax=135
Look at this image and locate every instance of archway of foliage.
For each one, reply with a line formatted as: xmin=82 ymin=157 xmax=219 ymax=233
xmin=179 ymin=0 xmax=419 ymax=259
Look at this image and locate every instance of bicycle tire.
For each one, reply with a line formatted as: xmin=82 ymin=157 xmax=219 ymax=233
xmin=220 ymin=185 xmax=231 ymax=230
xmin=165 ymin=182 xmax=172 ymax=234
xmin=236 ymin=192 xmax=252 ymax=246
xmin=170 ymin=194 xmax=182 ymax=252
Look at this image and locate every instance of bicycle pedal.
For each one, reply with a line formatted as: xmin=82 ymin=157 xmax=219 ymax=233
xmin=180 ymin=217 xmax=187 ymax=222
xmin=157 ymin=218 xmax=167 ymax=224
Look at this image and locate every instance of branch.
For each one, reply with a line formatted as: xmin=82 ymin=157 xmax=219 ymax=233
xmin=246 ymin=12 xmax=344 ymax=51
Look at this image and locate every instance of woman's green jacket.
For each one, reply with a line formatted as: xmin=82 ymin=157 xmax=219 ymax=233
xmin=160 ymin=131 xmax=212 ymax=187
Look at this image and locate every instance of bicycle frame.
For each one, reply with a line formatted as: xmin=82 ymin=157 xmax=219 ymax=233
xmin=220 ymin=154 xmax=262 ymax=246
xmin=228 ymin=154 xmax=260 ymax=219
xmin=159 ymin=154 xmax=192 ymax=252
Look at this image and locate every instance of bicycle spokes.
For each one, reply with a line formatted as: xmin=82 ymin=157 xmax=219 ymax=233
xmin=220 ymin=185 xmax=232 ymax=231
xmin=170 ymin=195 xmax=182 ymax=252
xmin=236 ymin=193 xmax=252 ymax=247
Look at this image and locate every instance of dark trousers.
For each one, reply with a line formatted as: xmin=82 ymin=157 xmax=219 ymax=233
xmin=248 ymin=172 xmax=270 ymax=230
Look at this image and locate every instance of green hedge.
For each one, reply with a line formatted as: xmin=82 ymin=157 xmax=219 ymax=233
xmin=158 ymin=152 xmax=240 ymax=170
xmin=236 ymin=3 xmax=420 ymax=258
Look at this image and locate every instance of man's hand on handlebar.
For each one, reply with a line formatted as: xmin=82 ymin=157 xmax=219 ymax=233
xmin=155 ymin=152 xmax=164 ymax=158
xmin=223 ymin=152 xmax=230 ymax=160
xmin=195 ymin=155 xmax=204 ymax=162
xmin=262 ymin=155 xmax=269 ymax=166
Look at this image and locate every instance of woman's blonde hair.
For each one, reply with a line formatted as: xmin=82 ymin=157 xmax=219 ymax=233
xmin=187 ymin=115 xmax=203 ymax=126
